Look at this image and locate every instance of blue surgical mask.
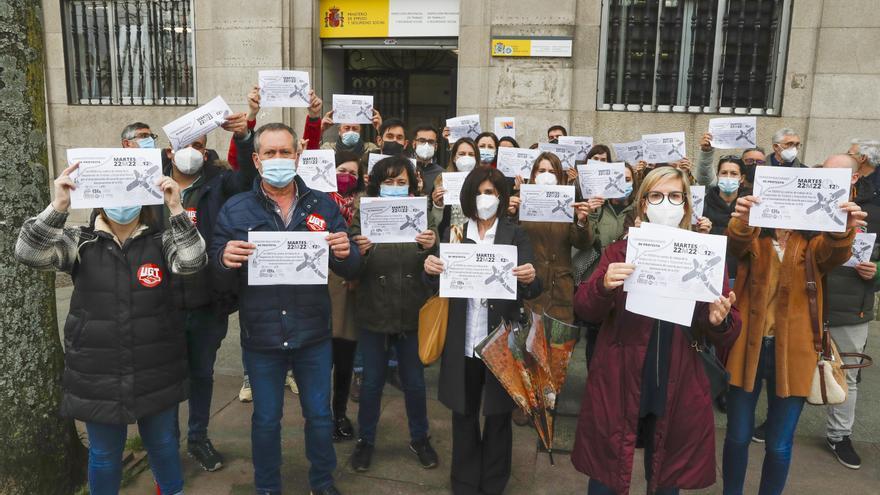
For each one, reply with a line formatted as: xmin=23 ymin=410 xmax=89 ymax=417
xmin=261 ymin=158 xmax=297 ymax=188
xmin=104 ymin=205 xmax=142 ymax=225
xmin=479 ymin=148 xmax=496 ymax=163
xmin=380 ymin=184 xmax=410 ymax=198
xmin=718 ymin=177 xmax=741 ymax=194
xmin=622 ymin=182 xmax=633 ymax=197
xmin=341 ymin=131 xmax=361 ymax=147
xmin=136 ymin=137 xmax=156 ymax=149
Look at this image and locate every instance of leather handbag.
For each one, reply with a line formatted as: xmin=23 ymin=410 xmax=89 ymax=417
xmin=418 ymin=224 xmax=464 ymax=365
xmin=681 ymin=326 xmax=730 ymax=400
xmin=805 ymin=246 xmax=873 ymax=405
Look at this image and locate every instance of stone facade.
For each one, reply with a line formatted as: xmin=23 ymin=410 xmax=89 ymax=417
xmin=42 ymin=0 xmax=880 ymax=222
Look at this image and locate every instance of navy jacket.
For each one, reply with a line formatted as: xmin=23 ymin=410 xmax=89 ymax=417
xmin=209 ymin=176 xmax=361 ymax=351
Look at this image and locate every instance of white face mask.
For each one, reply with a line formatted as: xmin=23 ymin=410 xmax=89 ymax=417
xmin=476 ymin=193 xmax=500 ymax=220
xmin=455 ymin=155 xmax=477 ymax=172
xmin=780 ymin=146 xmax=798 ymax=163
xmin=646 ymin=199 xmax=685 ymax=227
xmin=415 ymin=142 xmax=436 ymax=161
xmin=534 ymin=172 xmax=558 ymax=186
xmin=174 ymin=147 xmax=205 ymax=175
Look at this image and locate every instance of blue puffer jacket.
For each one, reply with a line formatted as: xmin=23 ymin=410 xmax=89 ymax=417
xmin=209 ymin=176 xmax=361 ymax=351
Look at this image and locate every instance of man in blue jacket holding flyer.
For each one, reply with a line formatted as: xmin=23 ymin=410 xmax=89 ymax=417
xmin=210 ymin=122 xmax=360 ymax=495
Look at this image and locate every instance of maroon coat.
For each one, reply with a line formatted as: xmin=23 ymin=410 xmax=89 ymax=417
xmin=570 ymin=240 xmax=741 ymax=494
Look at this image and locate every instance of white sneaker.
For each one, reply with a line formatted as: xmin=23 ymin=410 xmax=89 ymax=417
xmin=239 ymin=376 xmax=253 ymax=403
xmin=286 ymin=372 xmax=299 ymax=394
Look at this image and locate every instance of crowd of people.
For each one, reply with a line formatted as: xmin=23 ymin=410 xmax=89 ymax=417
xmin=13 ymin=84 xmax=880 ymax=495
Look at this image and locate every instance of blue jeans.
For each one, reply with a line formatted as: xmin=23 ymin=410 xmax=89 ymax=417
xmin=243 ymin=340 xmax=336 ymax=492
xmin=85 ymin=406 xmax=183 ymax=495
xmin=357 ymin=329 xmax=429 ymax=445
xmin=353 ymin=344 xmax=398 ymax=374
xmin=182 ymin=308 xmax=228 ymax=443
xmin=723 ymin=337 xmax=806 ymax=495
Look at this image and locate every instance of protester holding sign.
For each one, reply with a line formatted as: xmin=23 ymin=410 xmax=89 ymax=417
xmin=423 ymin=167 xmax=541 ymax=495
xmin=721 ymin=155 xmax=864 ymax=495
xmin=519 ymin=152 xmax=592 ymax=323
xmin=15 ymin=163 xmax=206 ymax=495
xmin=571 ymin=167 xmax=740 ymax=495
xmin=209 ymin=123 xmax=359 ymax=495
xmin=348 ymin=156 xmax=439 ymax=473
xmin=431 ymin=138 xmax=479 ymax=235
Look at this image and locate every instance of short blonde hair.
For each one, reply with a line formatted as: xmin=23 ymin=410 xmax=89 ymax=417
xmin=636 ymin=167 xmax=693 ymax=230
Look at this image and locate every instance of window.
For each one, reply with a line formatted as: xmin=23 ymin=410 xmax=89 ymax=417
xmin=61 ymin=0 xmax=196 ymax=105
xmin=597 ymin=0 xmax=793 ymax=115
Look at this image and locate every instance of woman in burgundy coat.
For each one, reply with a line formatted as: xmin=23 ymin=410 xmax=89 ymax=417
xmin=571 ymin=167 xmax=742 ymax=494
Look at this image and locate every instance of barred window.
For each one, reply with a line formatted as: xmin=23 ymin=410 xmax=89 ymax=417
xmin=61 ymin=0 xmax=196 ymax=105
xmin=597 ymin=0 xmax=793 ymax=115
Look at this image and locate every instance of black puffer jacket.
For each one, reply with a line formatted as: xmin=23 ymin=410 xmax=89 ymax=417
xmin=704 ymin=185 xmax=747 ymax=279
xmin=62 ymin=227 xmax=187 ymax=424
xmin=825 ymin=175 xmax=880 ymax=326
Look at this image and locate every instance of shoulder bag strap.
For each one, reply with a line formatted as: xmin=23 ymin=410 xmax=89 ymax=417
xmin=804 ymin=244 xmax=825 ymax=355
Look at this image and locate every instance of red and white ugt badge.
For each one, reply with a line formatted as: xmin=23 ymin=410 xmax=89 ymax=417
xmin=137 ymin=263 xmax=163 ymax=288
xmin=185 ymin=207 xmax=198 ymax=226
xmin=306 ymin=213 xmax=327 ymax=232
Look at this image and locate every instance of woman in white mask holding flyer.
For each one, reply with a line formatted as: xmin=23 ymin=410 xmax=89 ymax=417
xmin=423 ymin=166 xmax=541 ymax=495
xmin=430 ymin=138 xmax=480 ymax=236
xmin=570 ymin=167 xmax=741 ymax=495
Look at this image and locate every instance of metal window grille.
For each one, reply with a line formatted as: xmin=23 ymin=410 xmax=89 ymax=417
xmin=61 ymin=0 xmax=196 ymax=105
xmin=597 ymin=0 xmax=792 ymax=115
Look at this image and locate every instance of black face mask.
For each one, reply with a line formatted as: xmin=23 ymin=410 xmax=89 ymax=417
xmin=549 ymin=138 xmax=559 ymax=144
xmin=381 ymin=141 xmax=405 ymax=156
xmin=743 ymin=163 xmax=756 ymax=184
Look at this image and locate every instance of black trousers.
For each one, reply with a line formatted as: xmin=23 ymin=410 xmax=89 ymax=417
xmin=451 ymin=357 xmax=513 ymax=495
xmin=332 ymin=337 xmax=357 ymax=418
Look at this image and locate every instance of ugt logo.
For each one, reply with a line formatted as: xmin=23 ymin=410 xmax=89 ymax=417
xmin=324 ymin=6 xmax=344 ymax=28
xmin=137 ymin=263 xmax=163 ymax=288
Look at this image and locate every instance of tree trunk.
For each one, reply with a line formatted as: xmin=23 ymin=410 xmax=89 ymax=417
xmin=0 ymin=3 xmax=88 ymax=493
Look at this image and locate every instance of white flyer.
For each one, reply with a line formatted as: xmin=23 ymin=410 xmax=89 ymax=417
xmin=625 ymin=292 xmax=696 ymax=327
xmin=332 ymin=94 xmax=374 ymax=124
xmin=446 ymin=114 xmax=481 ymax=142
xmin=67 ymin=148 xmax=164 ymax=208
xmin=691 ymin=185 xmax=706 ymax=224
xmin=366 ymin=153 xmax=417 ymax=174
xmin=494 ymin=117 xmax=516 ymax=139
xmin=844 ymin=232 xmax=876 ymax=267
xmin=641 ymin=132 xmax=687 ymax=164
xmin=519 ymin=184 xmax=576 ymax=223
xmin=709 ymin=117 xmax=757 ymax=150
xmin=623 ymin=225 xmax=728 ymax=303
xmin=162 ymin=95 xmax=232 ymax=150
xmin=749 ymin=166 xmax=852 ymax=233
xmin=258 ymin=70 xmax=310 ymax=108
xmin=359 ymin=197 xmax=428 ymax=243
xmin=576 ymin=161 xmax=628 ymax=199
xmin=558 ymin=136 xmax=594 ymax=162
xmin=439 ymin=243 xmax=519 ymax=300
xmin=297 ymin=149 xmax=337 ymax=193
xmin=613 ymin=140 xmax=645 ymax=165
xmin=496 ymin=147 xmax=540 ymax=178
xmin=538 ymin=142 xmax=579 ymax=170
xmin=247 ymin=231 xmax=329 ymax=286
xmin=442 ymin=172 xmax=469 ymax=207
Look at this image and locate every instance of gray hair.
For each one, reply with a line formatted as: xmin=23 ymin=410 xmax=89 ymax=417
xmin=120 ymin=122 xmax=151 ymax=140
xmin=254 ymin=123 xmax=298 ymax=154
xmin=771 ymin=127 xmax=799 ymax=144
xmin=851 ymin=139 xmax=880 ymax=167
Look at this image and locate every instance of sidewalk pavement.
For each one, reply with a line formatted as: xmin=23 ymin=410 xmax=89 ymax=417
xmin=53 ymin=286 xmax=880 ymax=494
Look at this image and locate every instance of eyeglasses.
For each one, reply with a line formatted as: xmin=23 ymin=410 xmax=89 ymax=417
xmin=414 ymin=138 xmax=437 ymax=146
xmin=742 ymin=158 xmax=766 ymax=166
xmin=779 ymin=141 xmax=801 ymax=149
xmin=134 ymin=132 xmax=158 ymax=140
xmin=644 ymin=191 xmax=685 ymax=205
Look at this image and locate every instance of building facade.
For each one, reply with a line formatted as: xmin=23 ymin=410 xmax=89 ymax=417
xmin=42 ymin=0 xmax=880 ymax=219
